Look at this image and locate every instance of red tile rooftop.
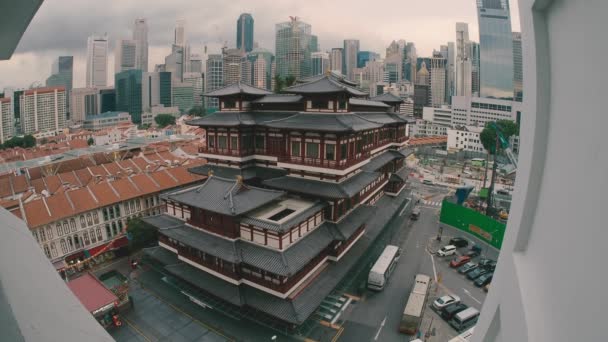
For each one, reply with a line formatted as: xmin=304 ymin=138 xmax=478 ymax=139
xmin=23 ymin=86 xmax=66 ymax=95
xmin=66 ymin=273 xmax=118 ymax=313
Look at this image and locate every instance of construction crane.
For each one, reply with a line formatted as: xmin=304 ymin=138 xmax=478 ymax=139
xmin=485 ymin=122 xmax=518 ymax=217
xmin=489 ymin=122 xmax=518 ymax=169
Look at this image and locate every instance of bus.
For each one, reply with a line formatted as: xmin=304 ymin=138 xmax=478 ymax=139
xmin=367 ymin=245 xmax=402 ymax=291
xmin=399 ymin=274 xmax=431 ymax=335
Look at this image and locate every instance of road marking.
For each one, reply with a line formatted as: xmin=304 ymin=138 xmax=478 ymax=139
xmin=463 ymin=288 xmax=482 ymax=304
xmin=374 ymin=316 xmax=387 ymax=341
xmin=331 ymin=326 xmax=345 ymax=342
xmin=123 ymin=317 xmax=152 ymax=342
xmin=430 ymin=254 xmax=438 ymax=282
xmin=399 ymin=199 xmax=411 ymax=216
xmin=137 ymin=281 xmax=235 ymax=341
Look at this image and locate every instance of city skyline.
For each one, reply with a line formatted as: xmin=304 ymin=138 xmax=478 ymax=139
xmin=0 ymin=0 xmax=520 ymax=90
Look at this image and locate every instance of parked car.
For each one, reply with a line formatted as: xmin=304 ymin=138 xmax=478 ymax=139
xmin=440 ymin=303 xmax=468 ymax=320
xmin=479 ymin=259 xmax=497 ymax=271
xmin=450 ymin=256 xmax=471 ymax=268
xmin=458 ymin=262 xmax=479 ymax=274
xmin=437 ymin=245 xmax=457 ymax=257
xmin=449 ymin=237 xmax=469 ymax=248
xmin=474 ymin=273 xmax=494 ymax=287
xmin=433 ymin=295 xmax=461 ymax=310
xmin=422 ymin=179 xmax=434 ymax=185
xmin=465 ymin=250 xmax=480 ymax=258
xmin=466 ymin=267 xmax=490 ymax=280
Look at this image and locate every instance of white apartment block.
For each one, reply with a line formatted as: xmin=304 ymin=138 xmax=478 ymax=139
xmin=0 ymin=97 xmax=14 ymax=143
xmin=423 ymin=96 xmax=522 ymax=128
xmin=410 ymin=119 xmax=449 ymax=137
xmin=20 ymin=87 xmax=67 ymax=135
xmin=447 ymin=125 xmax=485 ymax=153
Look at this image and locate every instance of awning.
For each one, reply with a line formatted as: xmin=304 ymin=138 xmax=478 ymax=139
xmin=64 ymin=251 xmax=85 ymax=263
xmin=86 ymin=236 xmax=130 ymax=258
xmin=53 ymin=260 xmax=66 ymax=270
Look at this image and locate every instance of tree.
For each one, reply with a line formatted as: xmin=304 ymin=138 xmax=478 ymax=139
xmin=285 ymin=75 xmax=296 ymax=87
xmin=479 ymin=120 xmax=520 ymax=216
xmin=22 ymin=135 xmax=36 ymax=148
xmin=480 ymin=120 xmax=519 ymax=155
xmin=87 ymin=137 xmax=95 ymax=146
xmin=188 ymin=105 xmax=206 ymax=117
xmin=126 ymin=218 xmax=158 ymax=252
xmin=154 ymin=114 xmax=176 ymax=128
xmin=274 ymin=75 xmax=285 ymax=92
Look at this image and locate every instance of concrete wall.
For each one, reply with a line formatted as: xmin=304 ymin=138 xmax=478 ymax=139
xmin=473 ymin=1 xmax=608 ymax=341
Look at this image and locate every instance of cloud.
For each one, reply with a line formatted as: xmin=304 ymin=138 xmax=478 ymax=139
xmin=0 ymin=0 xmax=520 ymax=90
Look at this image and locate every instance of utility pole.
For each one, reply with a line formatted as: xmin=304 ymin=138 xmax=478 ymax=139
xmin=486 ymin=133 xmax=499 ymax=216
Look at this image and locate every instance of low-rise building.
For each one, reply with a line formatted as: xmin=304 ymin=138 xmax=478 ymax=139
xmin=410 ymin=119 xmax=449 ymax=137
xmin=17 ymin=163 xmax=205 ymax=271
xmin=447 ymin=125 xmax=485 ymax=153
xmin=83 ymin=111 xmax=132 ymax=131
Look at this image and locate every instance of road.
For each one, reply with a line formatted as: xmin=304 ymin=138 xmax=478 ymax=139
xmin=338 ymin=181 xmax=445 ymax=342
xmin=338 ymin=180 xmax=491 ymax=342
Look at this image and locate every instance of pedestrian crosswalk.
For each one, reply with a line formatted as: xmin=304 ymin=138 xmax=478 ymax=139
xmin=421 ymin=200 xmax=442 ymax=207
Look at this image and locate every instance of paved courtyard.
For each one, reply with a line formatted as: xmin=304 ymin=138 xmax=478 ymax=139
xmin=111 ymin=279 xmax=232 ymax=342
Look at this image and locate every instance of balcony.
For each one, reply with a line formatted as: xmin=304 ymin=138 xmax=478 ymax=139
xmin=198 ymin=146 xmax=254 ymax=157
xmin=278 ymin=152 xmax=370 ymax=170
xmin=158 ymin=235 xmax=240 ymax=280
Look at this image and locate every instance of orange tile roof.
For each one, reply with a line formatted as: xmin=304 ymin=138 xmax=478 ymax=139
xmin=11 ymin=174 xmax=29 ymax=193
xmin=57 ymin=171 xmax=82 ymax=188
xmin=74 ymin=168 xmax=93 ymax=186
xmin=0 ymin=177 xmax=12 ymax=197
xmin=43 ymin=175 xmax=62 ymax=194
xmin=24 ymin=86 xmax=65 ymax=95
xmin=19 ymin=164 xmax=206 ymax=228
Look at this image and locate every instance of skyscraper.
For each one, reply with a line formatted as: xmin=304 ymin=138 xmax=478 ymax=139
xmin=512 ymin=32 xmax=523 ymax=102
xmin=311 ymin=52 xmax=330 ymax=76
xmin=446 ymin=42 xmax=455 ymax=102
xmin=70 ymin=87 xmax=98 ymax=123
xmin=45 ymin=56 xmax=73 ymax=115
xmin=357 ymin=51 xmax=380 ymax=68
xmin=455 ymin=23 xmax=472 ymax=97
xmin=172 ymin=82 xmax=194 ymax=113
xmin=174 ymin=20 xmax=186 ymax=47
xmin=183 ymin=72 xmax=204 ymax=107
xmin=330 ymin=48 xmax=343 ymax=73
xmin=115 ymin=39 xmax=137 ymax=73
xmin=86 ymin=34 xmax=108 ymax=87
xmin=275 ymin=17 xmax=315 ymax=79
xmin=248 ymin=48 xmax=274 ymax=90
xmin=477 ymin=0 xmax=514 ymax=99
xmin=115 ymin=69 xmax=142 ymax=123
xmin=205 ymin=54 xmax=223 ymax=110
xmin=223 ymin=48 xmax=246 ymax=85
xmin=405 ymin=43 xmax=417 ymax=83
xmin=189 ymin=54 xmax=203 ymax=73
xmin=429 ymin=56 xmax=447 ymax=106
xmin=470 ymin=41 xmax=480 ymax=96
xmin=237 ymin=13 xmax=254 ymax=53
xmin=20 ymin=87 xmax=66 ymax=134
xmin=133 ymin=18 xmax=148 ymax=72
xmin=343 ymin=39 xmax=359 ymax=80
xmin=165 ymin=44 xmax=189 ymax=83
xmin=142 ymin=72 xmax=172 ymax=112
xmin=0 ymin=98 xmax=14 ymax=143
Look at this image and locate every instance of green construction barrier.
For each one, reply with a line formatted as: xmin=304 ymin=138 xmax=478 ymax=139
xmin=439 ymin=200 xmax=506 ymax=249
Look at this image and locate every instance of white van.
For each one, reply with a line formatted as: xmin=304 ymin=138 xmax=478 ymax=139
xmin=437 ymin=245 xmax=457 ymax=257
xmin=449 ymin=307 xmax=480 ymax=332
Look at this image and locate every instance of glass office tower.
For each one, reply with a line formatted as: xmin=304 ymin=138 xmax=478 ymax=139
xmin=477 ymin=0 xmax=514 ymax=99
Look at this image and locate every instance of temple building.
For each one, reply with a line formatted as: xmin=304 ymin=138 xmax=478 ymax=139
xmin=142 ymin=73 xmax=412 ymax=330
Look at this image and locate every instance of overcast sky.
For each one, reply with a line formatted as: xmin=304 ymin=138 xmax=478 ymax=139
xmin=0 ymin=0 xmax=520 ymax=90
